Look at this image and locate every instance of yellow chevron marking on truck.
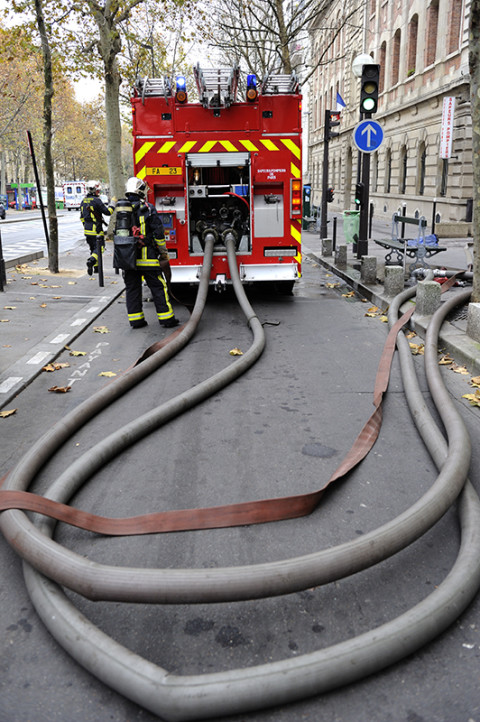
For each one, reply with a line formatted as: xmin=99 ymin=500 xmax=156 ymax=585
xmin=137 ymin=166 xmax=147 ymax=180
xmin=199 ymin=140 xmax=217 ymax=152
xmin=158 ymin=141 xmax=176 ymax=153
xmin=260 ymin=139 xmax=279 ymax=151
xmin=291 ymin=162 xmax=301 ymax=179
xmin=281 ymin=139 xmax=301 ymax=159
xmin=135 ymin=142 xmax=155 ymax=164
xmin=178 ymin=141 xmax=197 ymax=153
xmin=239 ymin=140 xmax=259 ymax=152
xmin=291 ymin=224 xmax=301 ymax=243
xmin=219 ymin=140 xmax=238 ymax=152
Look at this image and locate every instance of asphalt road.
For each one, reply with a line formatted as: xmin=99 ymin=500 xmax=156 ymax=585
xmin=0 ymin=211 xmax=85 ymax=262
xmin=1 ymin=255 xmax=479 ymax=722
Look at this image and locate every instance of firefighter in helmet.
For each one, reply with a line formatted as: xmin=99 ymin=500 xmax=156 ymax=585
xmin=116 ymin=176 xmax=178 ymax=329
xmin=80 ymin=180 xmax=115 ymax=275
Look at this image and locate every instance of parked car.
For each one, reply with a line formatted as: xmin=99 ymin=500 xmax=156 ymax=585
xmin=0 ymin=202 xmax=6 ymax=220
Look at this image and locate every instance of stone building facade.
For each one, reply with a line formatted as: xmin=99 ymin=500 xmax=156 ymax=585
xmin=307 ymin=0 xmax=471 ymax=236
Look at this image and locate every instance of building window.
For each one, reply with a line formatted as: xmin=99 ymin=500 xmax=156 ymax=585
xmin=379 ymin=42 xmax=386 ymax=93
xmin=372 ymin=152 xmax=378 ymax=193
xmin=426 ymin=0 xmax=439 ymax=67
xmin=407 ymin=15 xmax=418 ymax=76
xmin=448 ymin=0 xmax=462 ymax=54
xmin=391 ymin=29 xmax=401 ymax=85
xmin=400 ymin=146 xmax=407 ymax=194
xmin=418 ymin=143 xmax=427 ymax=195
xmin=385 ymin=149 xmax=392 ymax=193
xmin=440 ymin=159 xmax=448 ymax=196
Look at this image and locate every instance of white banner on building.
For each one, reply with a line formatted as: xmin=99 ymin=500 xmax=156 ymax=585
xmin=440 ymin=96 xmax=455 ymax=159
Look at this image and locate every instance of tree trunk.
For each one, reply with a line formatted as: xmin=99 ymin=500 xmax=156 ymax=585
xmin=470 ymin=0 xmax=480 ymax=302
xmin=34 ymin=0 xmax=58 ymax=273
xmin=93 ymin=7 xmax=125 ymax=201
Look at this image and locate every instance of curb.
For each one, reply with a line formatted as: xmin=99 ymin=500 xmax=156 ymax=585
xmin=309 ymin=251 xmax=480 ymax=376
xmin=0 ymin=286 xmax=124 ymax=410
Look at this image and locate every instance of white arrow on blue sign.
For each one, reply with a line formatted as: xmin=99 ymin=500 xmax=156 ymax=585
xmin=353 ymin=119 xmax=384 ymax=153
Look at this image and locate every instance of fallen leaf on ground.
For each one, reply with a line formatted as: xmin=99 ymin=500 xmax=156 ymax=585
xmin=380 ymin=315 xmax=389 ymax=323
xmin=40 ymin=303 xmax=47 ymax=308
xmin=3 ymin=306 xmax=16 ymax=310
xmin=99 ymin=371 xmax=117 ymax=377
xmin=48 ymin=385 xmax=71 ymax=393
xmin=0 ymin=409 xmax=17 ymax=418
xmin=470 ymin=376 xmax=480 ymax=388
xmin=42 ymin=362 xmax=70 ymax=372
xmin=93 ymin=326 xmax=109 ymax=333
xmin=462 ymin=390 xmax=480 ymax=407
xmin=229 ymin=347 xmax=243 ymax=356
xmin=69 ymin=350 xmax=86 ymax=356
xmin=325 ymin=282 xmax=340 ymax=289
xmin=439 ymin=354 xmax=454 ymax=365
xmin=0 ymin=319 xmax=10 ymax=323
xmin=450 ymin=364 xmax=469 ymax=375
xmin=342 ymin=291 xmax=355 ymax=298
xmin=409 ymin=343 xmax=425 ymax=355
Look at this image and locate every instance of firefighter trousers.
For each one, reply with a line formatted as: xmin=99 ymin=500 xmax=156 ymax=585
xmin=85 ymin=235 xmax=105 ymax=271
xmin=124 ymin=267 xmax=174 ymax=327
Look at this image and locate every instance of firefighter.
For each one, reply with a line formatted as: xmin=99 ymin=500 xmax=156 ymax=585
xmin=80 ymin=180 xmax=115 ymax=275
xmin=117 ymin=176 xmax=178 ymax=329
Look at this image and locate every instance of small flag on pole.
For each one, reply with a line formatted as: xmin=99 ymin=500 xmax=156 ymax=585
xmin=336 ymin=92 xmax=346 ymax=113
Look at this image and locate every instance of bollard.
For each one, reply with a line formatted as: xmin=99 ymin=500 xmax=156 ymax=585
xmin=322 ymin=238 xmax=333 ymax=257
xmin=384 ymin=265 xmax=404 ymax=297
xmin=466 ymin=302 xmax=480 ymax=343
xmin=414 ymin=280 xmax=441 ymax=317
xmin=360 ymin=256 xmax=377 ymax=284
xmin=335 ymin=244 xmax=347 ymax=268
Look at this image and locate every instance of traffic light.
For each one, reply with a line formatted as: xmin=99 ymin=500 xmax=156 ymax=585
xmin=325 ymin=110 xmax=340 ymax=141
xmin=360 ymin=64 xmax=380 ymax=114
xmin=326 ymin=187 xmax=334 ymax=203
xmin=354 ymin=182 xmax=364 ymax=207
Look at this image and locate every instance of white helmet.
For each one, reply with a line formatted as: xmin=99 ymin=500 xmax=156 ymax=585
xmin=125 ymin=177 xmax=147 ymax=197
xmin=86 ymin=180 xmax=100 ymax=194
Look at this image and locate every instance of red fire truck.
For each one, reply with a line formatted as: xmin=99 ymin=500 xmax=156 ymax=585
xmin=131 ymin=65 xmax=302 ymax=291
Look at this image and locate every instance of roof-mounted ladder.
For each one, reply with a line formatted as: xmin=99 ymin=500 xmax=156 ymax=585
xmin=193 ymin=64 xmax=240 ymax=109
xmin=135 ymin=76 xmax=173 ymax=104
xmin=261 ymin=72 xmax=299 ymax=95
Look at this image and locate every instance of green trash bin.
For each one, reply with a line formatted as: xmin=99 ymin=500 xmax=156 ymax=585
xmin=342 ymin=210 xmax=360 ymax=244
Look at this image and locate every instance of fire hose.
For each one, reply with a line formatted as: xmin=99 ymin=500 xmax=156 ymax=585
xmin=0 ymin=249 xmax=479 ymax=719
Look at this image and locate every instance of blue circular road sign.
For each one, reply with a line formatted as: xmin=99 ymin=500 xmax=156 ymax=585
xmin=353 ymin=119 xmax=384 ymax=153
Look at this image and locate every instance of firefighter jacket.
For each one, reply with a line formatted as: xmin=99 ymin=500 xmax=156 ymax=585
xmin=124 ymin=194 xmax=169 ymax=267
xmin=80 ymin=193 xmax=114 ymax=237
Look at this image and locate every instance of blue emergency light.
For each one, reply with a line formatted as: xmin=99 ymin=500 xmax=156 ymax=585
xmin=246 ymin=74 xmax=258 ymax=102
xmin=175 ymin=75 xmax=187 ymax=103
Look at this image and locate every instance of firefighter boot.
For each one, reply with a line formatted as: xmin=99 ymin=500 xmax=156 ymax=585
xmin=160 ymin=317 xmax=179 ymax=328
xmin=86 ymin=255 xmax=96 ymax=276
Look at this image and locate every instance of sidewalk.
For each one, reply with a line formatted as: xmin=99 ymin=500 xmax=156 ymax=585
xmin=0 ymin=240 xmax=123 ymax=410
xmin=0 ymin=221 xmax=478 ymax=411
xmin=302 ymin=215 xmax=479 ymax=375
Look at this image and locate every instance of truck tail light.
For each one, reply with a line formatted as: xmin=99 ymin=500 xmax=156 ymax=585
xmin=290 ymin=179 xmax=302 ymax=217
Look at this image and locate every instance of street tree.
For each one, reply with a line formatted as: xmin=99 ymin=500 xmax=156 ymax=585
xmin=469 ymin=0 xmax=480 ymax=303
xmin=197 ymin=0 xmax=357 ymax=84
xmin=33 ymin=0 xmax=59 ymax=272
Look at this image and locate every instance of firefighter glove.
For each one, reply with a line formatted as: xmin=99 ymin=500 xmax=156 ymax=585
xmin=159 ymin=259 xmax=172 ymax=283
